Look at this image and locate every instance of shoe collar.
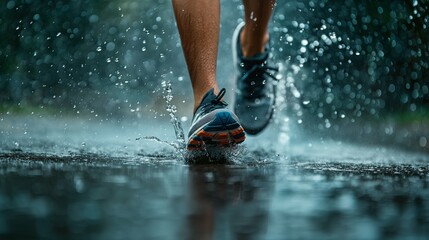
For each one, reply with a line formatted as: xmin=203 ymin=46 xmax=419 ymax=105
xmin=192 ymin=88 xmax=227 ymax=121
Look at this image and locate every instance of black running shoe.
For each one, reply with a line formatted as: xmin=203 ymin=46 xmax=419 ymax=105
xmin=232 ymin=22 xmax=279 ymax=135
xmin=187 ymin=88 xmax=246 ymax=151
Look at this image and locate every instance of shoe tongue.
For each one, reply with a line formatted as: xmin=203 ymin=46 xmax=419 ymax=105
xmin=201 ymin=88 xmax=216 ymax=102
xmin=194 ymin=88 xmax=216 ymax=113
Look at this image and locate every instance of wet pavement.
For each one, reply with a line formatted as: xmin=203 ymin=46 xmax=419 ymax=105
xmin=0 ymin=115 xmax=428 ymax=240
xmin=1 ymin=0 xmax=428 ymax=238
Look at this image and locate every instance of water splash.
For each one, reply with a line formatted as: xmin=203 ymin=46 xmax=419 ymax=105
xmin=141 ymin=80 xmax=247 ymax=163
xmin=137 ymin=136 xmax=184 ymax=152
xmin=185 ymin=145 xmax=247 ymax=164
xmin=274 ymin=62 xmax=290 ymax=147
xmin=136 ymin=80 xmax=187 ymax=160
xmin=161 ymin=80 xmax=186 ymax=157
xmin=161 ymin=80 xmax=186 ymax=144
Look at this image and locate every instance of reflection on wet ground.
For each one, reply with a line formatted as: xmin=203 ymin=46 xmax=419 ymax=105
xmin=0 ymin=116 xmax=429 ymax=239
xmin=1 ymin=151 xmax=429 ymax=239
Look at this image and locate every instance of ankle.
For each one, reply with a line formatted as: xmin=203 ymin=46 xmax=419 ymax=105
xmin=193 ymin=85 xmax=219 ymax=112
xmin=240 ymin=26 xmax=269 ymax=58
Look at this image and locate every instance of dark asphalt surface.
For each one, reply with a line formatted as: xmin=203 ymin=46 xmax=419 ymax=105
xmin=0 ymin=115 xmax=428 ymax=240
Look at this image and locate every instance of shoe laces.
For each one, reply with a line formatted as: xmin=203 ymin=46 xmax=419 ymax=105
xmin=196 ymin=88 xmax=228 ymax=117
xmin=239 ymin=63 xmax=279 ymax=98
xmin=213 ymin=88 xmax=227 ymax=105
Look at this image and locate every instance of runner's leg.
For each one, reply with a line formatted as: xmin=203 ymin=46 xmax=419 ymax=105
xmin=172 ymin=0 xmax=220 ymax=111
xmin=241 ymin=0 xmax=276 ymax=57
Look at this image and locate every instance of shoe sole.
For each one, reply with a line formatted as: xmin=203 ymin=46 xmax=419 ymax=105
xmin=187 ymin=112 xmax=246 ymax=151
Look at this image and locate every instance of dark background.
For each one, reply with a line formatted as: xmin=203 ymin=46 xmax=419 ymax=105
xmin=1 ymin=0 xmax=428 ymax=122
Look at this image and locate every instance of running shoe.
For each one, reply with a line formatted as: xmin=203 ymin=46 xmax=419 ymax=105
xmin=187 ymin=88 xmax=246 ymax=151
xmin=232 ymin=22 xmax=279 ymax=135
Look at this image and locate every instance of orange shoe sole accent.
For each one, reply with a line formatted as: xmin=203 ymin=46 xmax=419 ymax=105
xmin=187 ymin=126 xmax=246 ymax=151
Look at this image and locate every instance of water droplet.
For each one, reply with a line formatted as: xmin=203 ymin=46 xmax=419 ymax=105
xmin=89 ymin=14 xmax=99 ymax=23
xmin=106 ymin=42 xmax=116 ymax=51
xmin=6 ymin=1 xmax=15 ymax=10
xmin=301 ymin=39 xmax=309 ymax=46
